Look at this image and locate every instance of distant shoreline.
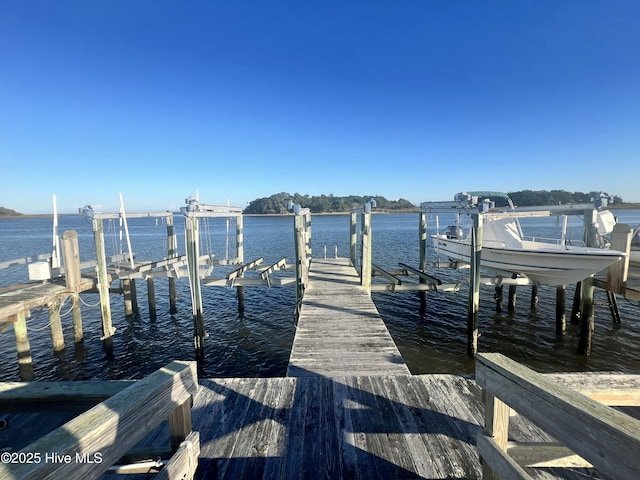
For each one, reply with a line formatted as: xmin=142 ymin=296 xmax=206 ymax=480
xmin=1 ymin=204 xmax=639 ymax=219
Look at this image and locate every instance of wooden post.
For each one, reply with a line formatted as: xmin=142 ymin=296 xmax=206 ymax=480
xmin=530 ymin=284 xmax=539 ymax=310
xmin=236 ymin=285 xmax=245 ymax=317
xmin=13 ymin=311 xmax=34 ymax=381
xmin=62 ymin=230 xmax=81 ymax=288
xmin=577 ymin=209 xmax=598 ymax=354
xmin=418 ymin=212 xmax=427 ymax=282
xmin=350 ymin=212 xmax=357 ymax=267
xmin=571 ymin=281 xmax=582 ymax=325
xmin=185 ymin=215 xmax=205 ymax=360
xmin=556 ymin=285 xmax=566 ymax=335
xmin=607 ymin=223 xmax=632 ymax=294
xmin=48 ymin=299 xmax=65 ymax=352
xmin=93 ymin=218 xmax=114 ymax=349
xmin=418 ymin=212 xmax=428 ymax=311
xmin=61 ymin=230 xmax=83 ymax=342
xmin=467 ymin=213 xmax=482 ymax=357
xmin=122 ymin=279 xmax=134 ymax=316
xmin=494 ymin=285 xmax=503 ymax=313
xmin=577 ymin=276 xmax=595 ymax=355
xmin=507 ymin=285 xmax=517 ymax=312
xmin=294 ymin=213 xmax=307 ymax=306
xmin=168 ymin=399 xmax=193 ymax=452
xmin=167 ymin=214 xmax=178 ymax=314
xmin=360 ymin=211 xmax=372 ymax=294
xmin=71 ymin=294 xmax=82 ymax=343
xmin=235 ymin=215 xmax=244 ymax=264
xmin=482 ymin=392 xmax=510 ymax=480
xmin=607 ymin=291 xmax=621 ymax=324
xmin=130 ymin=278 xmax=139 ymax=315
xmin=305 ymin=210 xmax=312 ymax=260
xmin=236 ymin=214 xmax=245 ymax=316
xmin=147 ymin=277 xmax=157 ymax=320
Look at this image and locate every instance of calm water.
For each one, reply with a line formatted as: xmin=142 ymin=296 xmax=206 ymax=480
xmin=1 ymin=211 xmax=639 ymax=381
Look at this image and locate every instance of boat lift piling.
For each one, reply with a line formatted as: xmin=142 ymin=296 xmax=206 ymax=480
xmin=556 ymin=285 xmax=567 ymax=335
xmin=467 ymin=213 xmax=482 ymax=356
xmin=180 ymin=197 xmax=245 ymax=360
xmin=290 ymin=203 xmax=312 ymax=309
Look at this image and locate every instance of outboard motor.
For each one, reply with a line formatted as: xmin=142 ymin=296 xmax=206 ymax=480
xmin=445 ymin=225 xmax=463 ymax=239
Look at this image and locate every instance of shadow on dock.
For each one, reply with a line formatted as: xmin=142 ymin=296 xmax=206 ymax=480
xmin=191 ymin=367 xmax=482 ymax=479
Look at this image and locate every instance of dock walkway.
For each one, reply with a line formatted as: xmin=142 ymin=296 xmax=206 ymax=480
xmin=287 ymin=258 xmax=410 ymax=377
xmin=191 ymin=374 xmax=484 ymax=479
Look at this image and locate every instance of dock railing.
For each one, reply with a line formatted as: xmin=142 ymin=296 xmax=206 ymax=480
xmin=476 ymin=353 xmax=640 ymax=480
xmin=0 ymin=360 xmax=199 ymax=480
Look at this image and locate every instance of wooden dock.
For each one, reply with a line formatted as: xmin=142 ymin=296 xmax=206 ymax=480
xmin=287 ymin=258 xmax=410 ymax=377
xmin=191 ymin=374 xmax=484 ymax=479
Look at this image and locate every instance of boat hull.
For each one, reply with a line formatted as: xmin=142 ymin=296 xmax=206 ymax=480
xmin=432 ymin=235 xmax=624 ymax=286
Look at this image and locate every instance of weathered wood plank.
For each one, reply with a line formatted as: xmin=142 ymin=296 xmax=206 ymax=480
xmin=185 ymin=373 xmax=615 ymax=480
xmin=477 ymin=353 xmax=640 ymax=480
xmin=288 ymin=258 xmax=409 ymax=377
xmin=0 ymin=380 xmax=134 ymax=412
xmin=0 ymin=361 xmax=197 ymax=480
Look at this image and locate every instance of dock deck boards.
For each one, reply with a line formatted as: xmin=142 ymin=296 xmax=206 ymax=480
xmin=191 ymin=374 xmax=481 ymax=479
xmin=287 ymin=258 xmax=410 ymax=377
xmin=185 ymin=374 xmax=598 ymax=480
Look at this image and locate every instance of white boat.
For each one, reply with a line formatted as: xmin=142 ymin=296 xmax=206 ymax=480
xmin=428 ymin=192 xmax=626 ymax=286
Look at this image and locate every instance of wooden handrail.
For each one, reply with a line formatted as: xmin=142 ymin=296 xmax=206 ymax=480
xmin=0 ymin=360 xmax=199 ymax=480
xmin=476 ymin=353 xmax=640 ymax=480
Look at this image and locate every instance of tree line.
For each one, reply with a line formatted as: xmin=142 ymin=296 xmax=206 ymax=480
xmin=0 ymin=207 xmax=22 ymax=216
xmin=244 ymin=190 xmax=625 ymax=214
xmin=506 ymin=190 xmax=623 ymax=207
xmin=244 ymin=192 xmax=415 ymax=214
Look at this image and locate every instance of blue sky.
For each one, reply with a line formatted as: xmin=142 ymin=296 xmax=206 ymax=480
xmin=1 ymin=1 xmax=639 ymax=213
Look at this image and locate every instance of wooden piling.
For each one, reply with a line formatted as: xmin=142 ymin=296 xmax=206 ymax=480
xmin=123 ymin=279 xmax=134 ymax=316
xmin=48 ymin=299 xmax=65 ymax=352
xmin=92 ymin=218 xmax=114 ymax=349
xmin=494 ymin=285 xmax=503 ymax=313
xmin=571 ymin=281 xmax=582 ymax=325
xmin=129 ymin=278 xmax=139 ymax=315
xmin=607 ymin=291 xmax=621 ymax=324
xmin=507 ymin=285 xmax=517 ymax=312
xmin=167 ymin=214 xmax=178 ymax=314
xmin=577 ymin=276 xmax=595 ymax=355
xmin=293 ymin=211 xmax=310 ymax=306
xmin=350 ymin=212 xmax=357 ymax=267
xmin=61 ymin=230 xmax=83 ymax=342
xmin=62 ymin=230 xmax=81 ymax=289
xmin=418 ymin=212 xmax=427 ymax=284
xmin=530 ymin=284 xmax=539 ymax=310
xmin=576 ymin=209 xmax=598 ymax=354
xmin=236 ymin=215 xmax=245 ymax=316
xmin=360 ymin=211 xmax=372 ymax=294
xmin=13 ymin=311 xmax=34 ymax=381
xmin=185 ymin=214 xmax=205 ymax=360
xmin=467 ymin=213 xmax=482 ymax=357
xmin=556 ymin=285 xmax=566 ymax=335
xmin=147 ymin=277 xmax=157 ymax=320
xmin=71 ymin=294 xmax=83 ymax=343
